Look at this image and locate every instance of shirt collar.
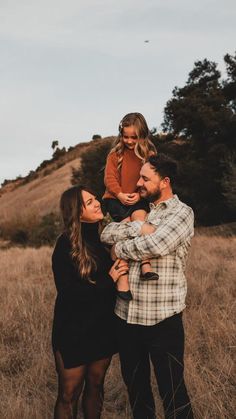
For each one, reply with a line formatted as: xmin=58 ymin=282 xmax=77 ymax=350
xmin=149 ymin=194 xmax=179 ymax=211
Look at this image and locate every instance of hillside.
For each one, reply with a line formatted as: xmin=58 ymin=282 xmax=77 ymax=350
xmin=0 ymin=137 xmax=115 ymax=228
xmin=0 ymin=156 xmax=81 ymax=224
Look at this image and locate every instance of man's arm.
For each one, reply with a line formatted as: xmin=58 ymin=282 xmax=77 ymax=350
xmin=101 ymin=220 xmax=143 ymax=245
xmin=114 ymin=206 xmax=194 ymax=261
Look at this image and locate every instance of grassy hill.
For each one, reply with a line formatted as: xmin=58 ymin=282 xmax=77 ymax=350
xmin=0 ymin=137 xmax=115 ymax=243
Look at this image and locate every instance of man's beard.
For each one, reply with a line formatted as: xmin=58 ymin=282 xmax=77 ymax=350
xmin=139 ymin=187 xmax=161 ymax=202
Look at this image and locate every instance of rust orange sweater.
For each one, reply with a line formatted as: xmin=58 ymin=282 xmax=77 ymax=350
xmin=103 ymin=149 xmax=143 ymax=199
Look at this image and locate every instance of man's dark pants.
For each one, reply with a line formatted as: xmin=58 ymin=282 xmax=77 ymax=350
xmin=116 ymin=313 xmax=194 ymax=419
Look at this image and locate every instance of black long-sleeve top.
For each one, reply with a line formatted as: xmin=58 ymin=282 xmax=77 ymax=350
xmin=52 ymin=222 xmax=116 ymax=346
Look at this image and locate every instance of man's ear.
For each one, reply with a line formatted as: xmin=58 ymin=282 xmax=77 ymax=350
xmin=161 ymin=177 xmax=170 ymax=189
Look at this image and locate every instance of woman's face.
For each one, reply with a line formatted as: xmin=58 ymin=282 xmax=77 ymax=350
xmin=80 ymin=190 xmax=104 ymax=223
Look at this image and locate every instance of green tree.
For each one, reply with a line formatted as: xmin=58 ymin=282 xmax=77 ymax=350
xmin=51 ymin=140 xmax=59 ymax=150
xmin=162 ymin=53 xmax=236 ymax=224
xmin=92 ymin=134 xmax=102 ymax=140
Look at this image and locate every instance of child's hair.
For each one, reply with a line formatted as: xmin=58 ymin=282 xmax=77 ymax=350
xmin=110 ymin=112 xmax=157 ymax=170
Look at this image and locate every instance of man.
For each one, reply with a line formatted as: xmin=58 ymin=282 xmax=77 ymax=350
xmin=101 ymin=154 xmax=194 ymax=419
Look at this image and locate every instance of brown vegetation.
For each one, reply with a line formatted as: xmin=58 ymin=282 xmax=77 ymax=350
xmin=0 ymin=232 xmax=235 ymax=418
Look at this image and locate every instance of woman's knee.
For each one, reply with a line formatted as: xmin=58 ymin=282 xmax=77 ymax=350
xmin=58 ymin=380 xmax=79 ymax=404
xmin=85 ymin=371 xmax=105 ymax=391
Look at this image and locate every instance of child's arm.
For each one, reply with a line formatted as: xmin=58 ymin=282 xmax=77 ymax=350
xmin=104 ymin=153 xmax=131 ymax=205
xmin=104 ymin=153 xmax=122 ymax=197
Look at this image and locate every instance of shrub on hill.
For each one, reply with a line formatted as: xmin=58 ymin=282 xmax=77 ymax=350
xmin=71 ymin=137 xmax=114 ymax=199
xmin=0 ymin=213 xmax=62 ymax=247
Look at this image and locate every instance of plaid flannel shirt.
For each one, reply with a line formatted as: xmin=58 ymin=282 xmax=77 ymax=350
xmin=101 ymin=195 xmax=194 ymax=325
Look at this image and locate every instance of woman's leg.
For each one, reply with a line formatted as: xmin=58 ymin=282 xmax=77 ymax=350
xmin=82 ymin=356 xmax=112 ymax=419
xmin=54 ymin=351 xmax=86 ymax=419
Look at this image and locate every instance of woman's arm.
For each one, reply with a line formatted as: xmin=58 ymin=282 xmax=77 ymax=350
xmin=52 ymin=235 xmax=79 ymax=295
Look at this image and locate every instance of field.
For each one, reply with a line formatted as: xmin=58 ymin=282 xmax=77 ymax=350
xmin=0 ymin=233 xmax=235 ymax=418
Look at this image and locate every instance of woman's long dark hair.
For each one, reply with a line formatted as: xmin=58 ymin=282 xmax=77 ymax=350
xmin=60 ymin=185 xmax=97 ymax=280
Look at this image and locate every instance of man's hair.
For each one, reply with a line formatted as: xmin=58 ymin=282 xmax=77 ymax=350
xmin=147 ymin=154 xmax=178 ymax=185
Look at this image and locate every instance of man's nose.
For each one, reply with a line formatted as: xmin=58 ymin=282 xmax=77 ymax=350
xmin=137 ymin=177 xmax=142 ymax=187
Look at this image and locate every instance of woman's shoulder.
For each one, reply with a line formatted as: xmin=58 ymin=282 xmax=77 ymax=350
xmin=52 ymin=233 xmax=71 ymax=258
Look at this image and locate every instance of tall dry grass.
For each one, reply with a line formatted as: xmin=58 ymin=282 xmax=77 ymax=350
xmin=0 ymin=234 xmax=235 ymax=418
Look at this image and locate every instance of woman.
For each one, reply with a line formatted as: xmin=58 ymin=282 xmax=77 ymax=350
xmin=51 ymin=185 xmax=127 ymax=419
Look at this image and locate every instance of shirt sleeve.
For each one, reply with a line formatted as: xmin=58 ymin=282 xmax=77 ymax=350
xmin=100 ymin=221 xmax=143 ymax=244
xmin=115 ymin=206 xmax=194 ymax=261
xmin=104 ymin=152 xmax=122 ymax=197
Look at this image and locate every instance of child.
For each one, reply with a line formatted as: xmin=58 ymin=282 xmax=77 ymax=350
xmin=103 ymin=112 xmax=159 ymax=301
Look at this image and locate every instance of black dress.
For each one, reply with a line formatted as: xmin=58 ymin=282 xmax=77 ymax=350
xmin=51 ymin=222 xmax=117 ymax=369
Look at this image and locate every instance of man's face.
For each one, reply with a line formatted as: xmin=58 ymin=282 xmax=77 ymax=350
xmin=137 ymin=162 xmax=166 ymax=202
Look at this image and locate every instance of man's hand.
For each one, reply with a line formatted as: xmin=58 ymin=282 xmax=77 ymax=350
xmin=141 ymin=222 xmax=156 ymax=235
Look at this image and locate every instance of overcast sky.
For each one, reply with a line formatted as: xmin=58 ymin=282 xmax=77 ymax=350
xmin=0 ymin=0 xmax=235 ymax=185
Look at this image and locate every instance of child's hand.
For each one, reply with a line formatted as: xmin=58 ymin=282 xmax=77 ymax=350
xmin=126 ymin=193 xmax=140 ymax=204
xmin=109 ymin=259 xmax=129 ymax=282
xmin=117 ymin=192 xmax=133 ymax=205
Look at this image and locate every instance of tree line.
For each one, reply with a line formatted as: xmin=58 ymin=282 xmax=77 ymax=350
xmin=73 ymin=52 xmax=236 ymax=225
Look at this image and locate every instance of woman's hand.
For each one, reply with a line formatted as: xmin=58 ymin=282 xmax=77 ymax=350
xmin=109 ymin=259 xmax=129 ymax=283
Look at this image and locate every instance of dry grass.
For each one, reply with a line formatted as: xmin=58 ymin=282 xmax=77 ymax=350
xmin=0 ymin=234 xmax=235 ymax=418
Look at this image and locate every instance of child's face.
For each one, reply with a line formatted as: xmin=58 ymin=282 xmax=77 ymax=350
xmin=122 ymin=125 xmax=139 ymax=150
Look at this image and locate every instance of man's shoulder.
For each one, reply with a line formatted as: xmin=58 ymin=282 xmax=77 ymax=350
xmin=175 ymin=197 xmax=194 ymax=218
xmin=148 ymin=196 xmax=194 ymax=224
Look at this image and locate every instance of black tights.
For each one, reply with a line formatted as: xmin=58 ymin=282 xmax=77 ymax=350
xmin=54 ymin=351 xmax=111 ymax=419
